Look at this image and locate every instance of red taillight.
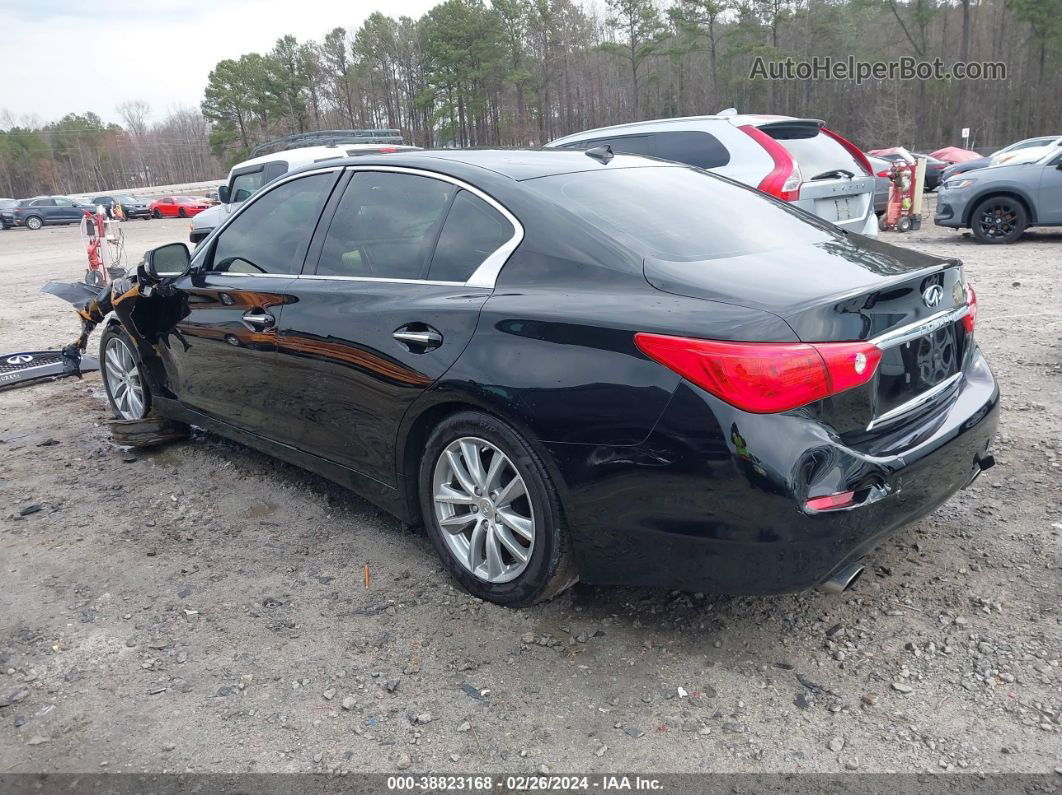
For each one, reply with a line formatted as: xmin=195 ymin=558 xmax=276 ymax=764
xmin=738 ymin=124 xmax=802 ymax=201
xmin=820 ymin=127 xmax=874 ymax=176
xmin=634 ymin=333 xmax=882 ymax=414
xmin=805 ymin=491 xmax=856 ymax=512
xmin=876 ymin=170 xmax=890 ymax=177
xmin=963 ymin=284 xmax=977 ymax=334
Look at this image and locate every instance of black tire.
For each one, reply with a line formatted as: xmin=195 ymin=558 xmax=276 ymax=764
xmin=152 ymin=209 xmax=162 ymax=219
xmin=970 ymin=196 xmax=1027 ymax=244
xmin=25 ymin=215 xmax=43 ymax=230
xmin=418 ymin=411 xmax=578 ymax=607
xmin=178 ymin=208 xmax=187 ymax=218
xmin=99 ymin=325 xmax=152 ymax=420
xmin=897 ymin=216 xmax=912 ymax=233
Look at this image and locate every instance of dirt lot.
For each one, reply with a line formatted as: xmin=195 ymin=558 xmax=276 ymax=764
xmin=0 ymin=211 xmax=1059 ymax=776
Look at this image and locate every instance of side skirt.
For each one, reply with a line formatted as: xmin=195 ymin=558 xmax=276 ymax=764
xmin=153 ymin=396 xmax=412 ymax=524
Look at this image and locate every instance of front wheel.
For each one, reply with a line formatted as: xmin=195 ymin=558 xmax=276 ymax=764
xmin=971 ymin=196 xmax=1027 ymax=244
xmin=419 ymin=411 xmax=577 ymax=607
xmin=152 ymin=209 xmax=162 ymax=219
xmin=100 ymin=325 xmax=151 ymax=420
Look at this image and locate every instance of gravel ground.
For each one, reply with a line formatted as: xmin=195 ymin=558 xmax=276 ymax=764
xmin=0 ymin=210 xmax=1059 ymax=776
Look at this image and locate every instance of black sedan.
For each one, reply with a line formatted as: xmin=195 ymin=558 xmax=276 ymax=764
xmin=95 ymin=150 xmax=998 ymax=606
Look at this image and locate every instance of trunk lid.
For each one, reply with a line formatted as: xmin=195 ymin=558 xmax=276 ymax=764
xmin=644 ymin=235 xmax=972 ymax=432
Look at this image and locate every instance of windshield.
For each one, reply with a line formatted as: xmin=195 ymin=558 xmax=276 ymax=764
xmin=528 ymin=166 xmax=833 ymax=262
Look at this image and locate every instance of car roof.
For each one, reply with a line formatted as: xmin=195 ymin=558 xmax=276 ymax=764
xmin=547 ymin=114 xmax=823 ymax=146
xmin=286 ymin=148 xmax=673 ymax=182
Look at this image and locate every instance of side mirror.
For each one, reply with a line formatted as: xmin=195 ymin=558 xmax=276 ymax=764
xmin=218 ymin=185 xmax=230 ymax=204
xmin=143 ymin=242 xmax=191 ymax=282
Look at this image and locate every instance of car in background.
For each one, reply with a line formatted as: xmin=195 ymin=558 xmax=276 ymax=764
xmin=1 ymin=195 xmax=96 ymax=229
xmin=103 ymin=149 xmax=996 ymax=606
xmin=547 ymin=112 xmax=879 ymax=236
xmin=866 ymin=155 xmax=892 ymax=215
xmin=935 ymin=145 xmax=1062 ymax=243
xmin=940 ymin=135 xmax=1062 ymax=183
xmin=189 ymin=142 xmax=420 ymax=244
xmin=91 ymin=194 xmax=152 ymax=220
xmin=0 ymin=198 xmax=15 ymax=227
xmin=149 ymin=196 xmax=211 ymax=219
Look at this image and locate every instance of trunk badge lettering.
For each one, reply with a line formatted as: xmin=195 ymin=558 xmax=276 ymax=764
xmin=922 ymin=285 xmax=944 ymax=307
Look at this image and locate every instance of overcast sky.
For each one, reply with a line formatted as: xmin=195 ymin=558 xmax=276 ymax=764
xmin=0 ymin=0 xmax=438 ymax=128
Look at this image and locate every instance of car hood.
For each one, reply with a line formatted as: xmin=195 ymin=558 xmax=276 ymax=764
xmin=190 ymin=202 xmax=235 ymax=229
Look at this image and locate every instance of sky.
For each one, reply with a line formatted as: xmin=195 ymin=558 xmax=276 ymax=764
xmin=0 ymin=0 xmax=438 ymax=128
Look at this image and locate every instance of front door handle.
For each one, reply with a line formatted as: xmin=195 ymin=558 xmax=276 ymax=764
xmin=242 ymin=311 xmax=275 ymax=329
xmin=393 ymin=326 xmax=443 ymax=351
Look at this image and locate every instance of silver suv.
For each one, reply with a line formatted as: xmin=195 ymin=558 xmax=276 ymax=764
xmin=547 ymin=113 xmax=878 ymax=236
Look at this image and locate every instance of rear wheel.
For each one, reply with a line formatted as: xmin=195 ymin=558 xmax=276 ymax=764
xmin=971 ymin=197 xmax=1027 ymax=244
xmin=25 ymin=215 xmax=43 ymax=230
xmin=100 ymin=325 xmax=151 ymax=420
xmin=419 ymin=411 xmax=577 ymax=607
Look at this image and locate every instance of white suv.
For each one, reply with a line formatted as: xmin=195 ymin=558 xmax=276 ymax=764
xmin=190 ymin=142 xmax=419 ymax=245
xmin=547 ymin=113 xmax=878 ymax=236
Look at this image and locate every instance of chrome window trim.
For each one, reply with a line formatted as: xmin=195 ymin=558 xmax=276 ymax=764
xmin=866 ymin=372 xmax=963 ymax=431
xmin=191 ymin=163 xmax=524 ymax=289
xmin=868 ymin=304 xmax=970 ymax=350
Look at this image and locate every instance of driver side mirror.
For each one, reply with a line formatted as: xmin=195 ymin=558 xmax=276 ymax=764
xmin=218 ymin=185 xmax=230 ymax=204
xmin=143 ymin=242 xmax=191 ymax=282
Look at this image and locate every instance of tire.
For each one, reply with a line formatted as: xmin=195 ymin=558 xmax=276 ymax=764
xmin=25 ymin=215 xmax=43 ymax=230
xmin=178 ymin=208 xmax=186 ymax=218
xmin=971 ymin=196 xmax=1027 ymax=244
xmin=152 ymin=209 xmax=162 ymax=219
xmin=100 ymin=325 xmax=152 ymax=420
xmin=418 ymin=411 xmax=578 ymax=607
xmin=897 ymin=216 xmax=912 ymax=233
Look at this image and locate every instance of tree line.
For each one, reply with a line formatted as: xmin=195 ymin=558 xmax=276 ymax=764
xmin=2 ymin=0 xmax=1060 ymax=198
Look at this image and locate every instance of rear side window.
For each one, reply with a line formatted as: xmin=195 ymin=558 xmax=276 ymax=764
xmin=210 ymin=173 xmax=335 ymax=275
xmin=33 ymin=199 xmax=56 ymax=207
xmin=530 ymin=167 xmax=830 ymax=261
xmin=316 ymin=172 xmax=455 ymax=279
xmin=771 ymin=130 xmax=867 ymax=178
xmin=427 ymin=190 xmax=514 ymax=282
xmin=653 ymin=131 xmax=730 ymax=169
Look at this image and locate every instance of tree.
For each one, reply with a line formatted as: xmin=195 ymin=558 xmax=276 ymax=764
xmin=600 ymin=0 xmax=666 ymax=118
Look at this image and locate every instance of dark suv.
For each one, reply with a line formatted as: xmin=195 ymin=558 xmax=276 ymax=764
xmin=90 ymin=194 xmax=152 ymax=220
xmin=1 ymin=196 xmax=97 ymax=230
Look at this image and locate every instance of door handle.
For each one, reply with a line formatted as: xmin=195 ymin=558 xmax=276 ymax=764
xmin=242 ymin=311 xmax=275 ymax=329
xmin=393 ymin=327 xmax=443 ymax=351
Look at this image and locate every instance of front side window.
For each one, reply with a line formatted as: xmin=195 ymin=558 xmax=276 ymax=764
xmin=209 ymin=173 xmax=335 ymax=275
xmin=229 ymin=170 xmax=264 ymax=203
xmin=316 ymin=172 xmax=455 ymax=279
xmin=427 ymin=190 xmax=514 ymax=282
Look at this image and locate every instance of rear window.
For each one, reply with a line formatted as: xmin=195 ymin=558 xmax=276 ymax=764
xmin=529 ymin=167 xmax=830 ymax=261
xmin=769 ymin=130 xmax=867 ymax=179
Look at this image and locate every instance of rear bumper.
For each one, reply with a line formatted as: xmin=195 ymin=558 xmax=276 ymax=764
xmin=548 ymin=348 xmax=998 ymax=594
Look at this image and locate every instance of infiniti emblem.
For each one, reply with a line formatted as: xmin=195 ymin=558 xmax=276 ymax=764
xmin=6 ymin=354 xmax=33 ymax=365
xmin=922 ymin=284 xmax=944 ymax=308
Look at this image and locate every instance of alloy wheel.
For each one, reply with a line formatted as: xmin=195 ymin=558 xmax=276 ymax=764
xmin=977 ymin=203 xmax=1018 ymax=240
xmin=432 ymin=436 xmax=535 ymax=584
xmin=104 ymin=337 xmax=146 ymax=419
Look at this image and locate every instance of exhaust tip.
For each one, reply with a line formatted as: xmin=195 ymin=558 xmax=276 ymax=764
xmin=819 ymin=563 xmax=865 ymax=595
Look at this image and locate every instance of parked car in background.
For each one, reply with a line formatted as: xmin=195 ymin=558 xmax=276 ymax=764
xmin=189 ymin=142 xmax=420 ymax=245
xmin=1 ymin=195 xmax=96 ymax=229
xmin=149 ymin=196 xmax=210 ymax=219
xmin=547 ymin=113 xmax=878 ymax=235
xmin=105 ymin=149 xmax=996 ymax=606
xmin=914 ymin=153 xmax=946 ymax=190
xmin=935 ymin=146 xmax=1062 ymax=243
xmin=0 ymin=198 xmax=15 ymax=227
xmin=91 ymin=194 xmax=152 ymax=220
xmin=940 ymin=135 xmax=1062 ymax=183
xmin=866 ymin=155 xmax=892 ymax=215
xmin=991 ymin=135 xmax=1062 ymax=166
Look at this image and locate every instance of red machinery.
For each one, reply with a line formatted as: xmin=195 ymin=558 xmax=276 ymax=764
xmin=79 ymin=206 xmax=125 ymax=286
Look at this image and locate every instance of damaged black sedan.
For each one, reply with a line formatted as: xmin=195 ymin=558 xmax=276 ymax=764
xmin=85 ymin=150 xmax=998 ymax=606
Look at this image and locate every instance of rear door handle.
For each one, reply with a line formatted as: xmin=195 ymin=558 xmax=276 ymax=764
xmin=393 ymin=326 xmax=443 ymax=351
xmin=242 ymin=311 xmax=275 ymax=329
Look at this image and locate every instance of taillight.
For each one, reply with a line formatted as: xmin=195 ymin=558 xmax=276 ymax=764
xmin=963 ymin=284 xmax=977 ymax=334
xmin=820 ymin=127 xmax=874 ymax=176
xmin=805 ymin=491 xmax=856 ymax=512
xmin=877 ymin=170 xmax=890 ymax=177
xmin=634 ymin=333 xmax=882 ymax=414
xmin=738 ymin=124 xmax=802 ymax=201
